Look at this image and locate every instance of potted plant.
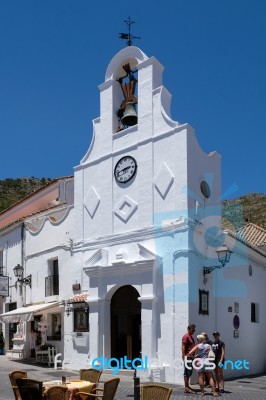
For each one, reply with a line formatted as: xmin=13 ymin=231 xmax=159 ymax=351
xmin=0 ymin=331 xmax=5 ymax=355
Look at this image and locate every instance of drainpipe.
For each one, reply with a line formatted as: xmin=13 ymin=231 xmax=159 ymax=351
xmin=172 ymin=251 xmax=178 ymax=380
xmin=20 ymin=222 xmax=25 ymax=302
xmin=21 ymin=223 xmax=25 ymax=267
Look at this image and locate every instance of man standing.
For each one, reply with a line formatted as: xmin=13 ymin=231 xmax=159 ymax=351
xmin=181 ymin=324 xmax=196 ymax=394
xmin=212 ymin=331 xmax=225 ymax=393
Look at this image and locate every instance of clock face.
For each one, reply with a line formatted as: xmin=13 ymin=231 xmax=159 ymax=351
xmin=114 ymin=156 xmax=137 ymax=184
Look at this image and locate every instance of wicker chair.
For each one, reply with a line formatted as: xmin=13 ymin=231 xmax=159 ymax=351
xmin=9 ymin=370 xmax=28 ymax=400
xmin=45 ymin=385 xmax=69 ymax=400
xmin=16 ymin=378 xmax=43 ymax=400
xmin=140 ymin=385 xmax=173 ymax=400
xmin=79 ymin=368 xmax=102 ymax=383
xmin=74 ymin=377 xmax=120 ymax=400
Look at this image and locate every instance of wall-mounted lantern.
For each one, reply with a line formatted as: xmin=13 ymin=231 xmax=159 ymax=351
xmin=13 ymin=264 xmax=31 ymax=287
xmin=203 ymin=245 xmax=232 ymax=284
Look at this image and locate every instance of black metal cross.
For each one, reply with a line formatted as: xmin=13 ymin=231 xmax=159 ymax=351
xmin=119 ymin=16 xmax=140 ymax=46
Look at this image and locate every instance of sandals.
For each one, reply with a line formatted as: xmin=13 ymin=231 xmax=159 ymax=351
xmin=213 ymin=393 xmax=220 ymax=397
xmin=184 ymin=388 xmax=196 ymax=394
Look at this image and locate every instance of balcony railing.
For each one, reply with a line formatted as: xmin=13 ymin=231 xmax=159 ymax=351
xmin=45 ymin=274 xmax=59 ymax=297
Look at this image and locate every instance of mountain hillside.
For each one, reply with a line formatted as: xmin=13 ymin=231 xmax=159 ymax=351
xmin=222 ymin=193 xmax=266 ymax=231
xmin=0 ymin=177 xmax=52 ymax=213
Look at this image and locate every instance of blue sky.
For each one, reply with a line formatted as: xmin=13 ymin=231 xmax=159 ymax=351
xmin=0 ymin=1 xmax=265 ymax=199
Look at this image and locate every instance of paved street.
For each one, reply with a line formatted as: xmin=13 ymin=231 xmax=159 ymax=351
xmin=1 ymin=355 xmax=266 ymax=399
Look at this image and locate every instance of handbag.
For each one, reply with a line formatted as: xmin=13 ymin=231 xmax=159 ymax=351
xmin=208 ymin=346 xmax=215 ymax=360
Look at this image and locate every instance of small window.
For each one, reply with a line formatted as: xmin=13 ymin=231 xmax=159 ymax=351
xmin=251 ymin=302 xmax=259 ymax=323
xmin=45 ymin=259 xmax=59 ymax=296
xmin=199 ymin=289 xmax=209 ymax=315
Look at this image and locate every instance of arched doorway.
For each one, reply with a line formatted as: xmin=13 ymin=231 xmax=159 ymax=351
xmin=111 ymin=285 xmax=141 ymax=362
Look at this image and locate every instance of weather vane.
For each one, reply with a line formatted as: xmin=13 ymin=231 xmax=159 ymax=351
xmin=119 ymin=17 xmax=140 ymax=46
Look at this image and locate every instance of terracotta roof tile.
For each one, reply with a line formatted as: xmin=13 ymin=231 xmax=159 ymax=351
xmin=0 ymin=203 xmax=67 ymax=232
xmin=0 ymin=176 xmax=73 ymax=216
xmin=68 ymin=293 xmax=89 ymax=303
xmin=236 ymin=223 xmax=266 ymax=247
xmin=226 ymin=223 xmax=266 ymax=257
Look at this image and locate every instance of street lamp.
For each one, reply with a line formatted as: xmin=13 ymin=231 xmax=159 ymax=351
xmin=203 ymin=245 xmax=232 ymax=282
xmin=13 ymin=264 xmax=31 ymax=287
xmin=64 ymin=300 xmax=88 ymax=317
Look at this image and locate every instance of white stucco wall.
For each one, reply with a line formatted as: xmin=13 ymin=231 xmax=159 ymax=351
xmin=70 ymin=46 xmax=227 ymax=384
xmin=0 ymin=46 xmax=265 ymax=384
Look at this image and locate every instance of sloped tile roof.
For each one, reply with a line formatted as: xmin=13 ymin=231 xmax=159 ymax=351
xmin=68 ymin=293 xmax=89 ymax=303
xmin=0 ymin=201 xmax=69 ymax=233
xmin=0 ymin=176 xmax=73 ymax=216
xmin=226 ymin=222 xmax=266 ymax=258
xmin=236 ymin=223 xmax=266 ymax=248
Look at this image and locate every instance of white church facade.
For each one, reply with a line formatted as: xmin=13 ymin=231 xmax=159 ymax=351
xmin=0 ymin=46 xmax=265 ymax=384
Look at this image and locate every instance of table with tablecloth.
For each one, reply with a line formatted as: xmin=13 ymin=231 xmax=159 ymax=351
xmin=43 ymin=379 xmax=95 ymax=400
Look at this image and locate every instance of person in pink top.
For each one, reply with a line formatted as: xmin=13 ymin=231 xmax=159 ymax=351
xmin=181 ymin=324 xmax=196 ymax=394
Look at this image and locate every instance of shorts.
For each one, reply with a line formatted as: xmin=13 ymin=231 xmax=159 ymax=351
xmin=183 ymin=358 xmax=193 ymax=378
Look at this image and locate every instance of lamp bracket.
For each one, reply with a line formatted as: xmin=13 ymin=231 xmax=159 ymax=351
xmin=203 ymin=264 xmax=224 ymax=275
xmin=17 ymin=275 xmax=32 ymax=288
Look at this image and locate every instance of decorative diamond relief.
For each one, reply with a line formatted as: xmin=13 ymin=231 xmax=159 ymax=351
xmin=114 ymin=195 xmax=138 ymax=223
xmin=84 ymin=186 xmax=100 ymax=218
xmin=154 ymin=162 xmax=174 ymax=199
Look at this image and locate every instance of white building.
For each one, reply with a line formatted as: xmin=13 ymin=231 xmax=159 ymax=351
xmin=0 ymin=46 xmax=265 ymax=383
xmin=0 ymin=177 xmax=74 ymax=358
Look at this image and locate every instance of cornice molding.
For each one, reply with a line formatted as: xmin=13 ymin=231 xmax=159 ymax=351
xmin=74 ymin=219 xmax=188 ymax=253
xmin=84 ymin=259 xmax=154 ymax=278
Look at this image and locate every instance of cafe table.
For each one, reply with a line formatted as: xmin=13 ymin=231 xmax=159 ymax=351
xmin=43 ymin=379 xmax=96 ymax=400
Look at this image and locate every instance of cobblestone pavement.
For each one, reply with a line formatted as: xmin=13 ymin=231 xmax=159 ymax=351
xmin=1 ymin=356 xmax=266 ymax=400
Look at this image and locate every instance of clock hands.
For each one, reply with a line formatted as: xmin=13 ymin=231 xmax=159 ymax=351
xmin=114 ymin=155 xmax=137 ymax=183
xmin=116 ymin=166 xmax=131 ymax=177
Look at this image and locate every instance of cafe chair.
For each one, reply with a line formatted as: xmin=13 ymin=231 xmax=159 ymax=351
xmin=140 ymin=385 xmax=173 ymax=400
xmin=9 ymin=370 xmax=28 ymax=400
xmin=45 ymin=385 xmax=69 ymax=400
xmin=79 ymin=368 xmax=102 ymax=383
xmin=48 ymin=346 xmax=56 ymax=366
xmin=75 ymin=377 xmax=120 ymax=400
xmin=16 ymin=378 xmax=43 ymax=400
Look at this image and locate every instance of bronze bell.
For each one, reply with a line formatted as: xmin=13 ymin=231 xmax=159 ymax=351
xmin=121 ymin=102 xmax=138 ymax=126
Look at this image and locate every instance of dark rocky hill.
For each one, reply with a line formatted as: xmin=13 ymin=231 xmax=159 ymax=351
xmin=0 ymin=177 xmax=52 ymax=213
xmin=222 ymin=193 xmax=266 ymax=231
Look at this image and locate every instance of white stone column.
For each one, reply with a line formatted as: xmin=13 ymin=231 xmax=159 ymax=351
xmin=138 ymin=296 xmax=156 ymax=360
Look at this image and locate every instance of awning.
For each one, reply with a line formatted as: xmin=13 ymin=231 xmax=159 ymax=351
xmin=0 ymin=302 xmax=58 ymax=323
xmin=68 ymin=293 xmax=89 ymax=303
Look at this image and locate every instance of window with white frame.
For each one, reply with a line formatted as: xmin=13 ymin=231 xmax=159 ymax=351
xmin=45 ymin=259 xmax=59 ymax=296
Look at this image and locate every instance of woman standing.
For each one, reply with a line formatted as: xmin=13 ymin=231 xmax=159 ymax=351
xmin=212 ymin=331 xmax=225 ymax=393
xmin=187 ymin=334 xmax=219 ymax=397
